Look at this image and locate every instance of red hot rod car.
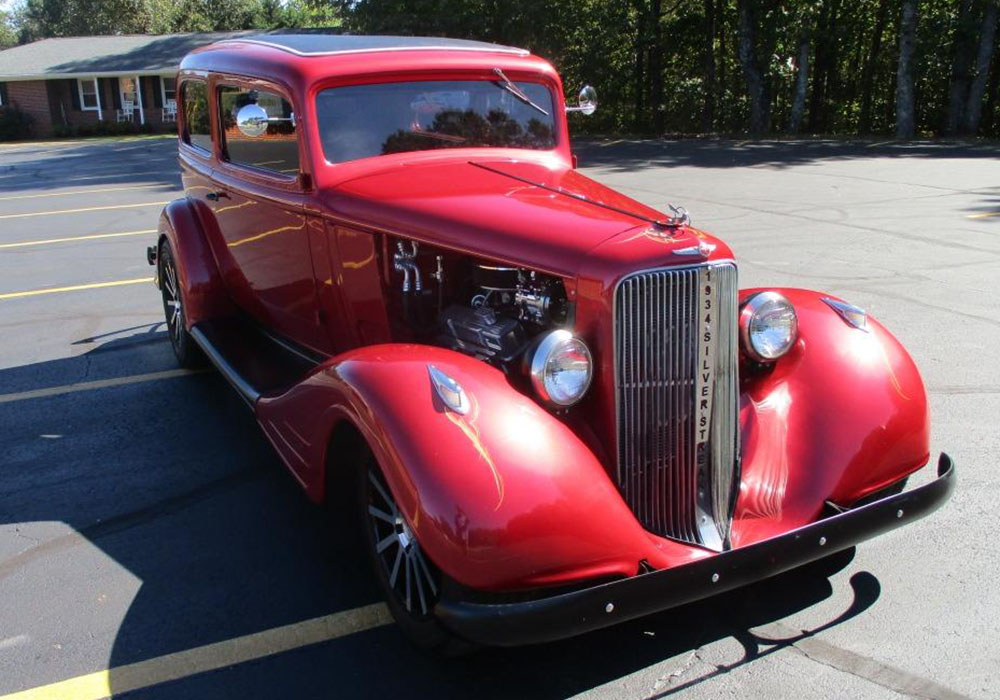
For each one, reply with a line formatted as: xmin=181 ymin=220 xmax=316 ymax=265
xmin=149 ymin=33 xmax=954 ymax=650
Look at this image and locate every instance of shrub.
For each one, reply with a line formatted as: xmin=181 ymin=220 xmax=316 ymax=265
xmin=0 ymin=104 xmax=35 ymax=141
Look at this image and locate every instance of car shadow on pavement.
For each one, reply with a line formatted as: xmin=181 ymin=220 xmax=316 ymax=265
xmin=0 ymin=330 xmax=880 ymax=699
xmin=572 ymin=138 xmax=1000 ymax=173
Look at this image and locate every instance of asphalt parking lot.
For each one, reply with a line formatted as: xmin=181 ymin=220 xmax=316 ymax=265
xmin=0 ymin=135 xmax=997 ymax=700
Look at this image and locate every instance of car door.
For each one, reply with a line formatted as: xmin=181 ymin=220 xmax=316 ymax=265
xmin=202 ymin=78 xmax=330 ymax=354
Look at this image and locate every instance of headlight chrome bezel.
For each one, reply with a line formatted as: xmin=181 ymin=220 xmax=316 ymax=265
xmin=530 ymin=329 xmax=593 ymax=407
xmin=739 ymin=291 xmax=799 ymax=363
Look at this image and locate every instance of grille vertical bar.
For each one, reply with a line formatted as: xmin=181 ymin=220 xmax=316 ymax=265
xmin=614 ymin=262 xmax=739 ymax=549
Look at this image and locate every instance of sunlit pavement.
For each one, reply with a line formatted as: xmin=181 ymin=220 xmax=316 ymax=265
xmin=0 ymin=136 xmax=995 ymax=699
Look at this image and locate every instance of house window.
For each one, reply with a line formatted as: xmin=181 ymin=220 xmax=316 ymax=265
xmin=78 ymin=78 xmax=99 ymax=110
xmin=161 ymin=77 xmax=176 ymax=105
xmin=119 ymin=77 xmax=138 ymax=107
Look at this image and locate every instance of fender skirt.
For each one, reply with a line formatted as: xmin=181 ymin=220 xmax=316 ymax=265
xmin=157 ymin=198 xmax=232 ymax=328
xmin=436 ymin=453 xmax=954 ymax=646
xmin=731 ymin=288 xmax=932 ymax=546
xmin=255 ymin=344 xmax=704 ymax=591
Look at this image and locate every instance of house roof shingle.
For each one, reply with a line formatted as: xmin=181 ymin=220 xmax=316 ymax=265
xmin=0 ymin=32 xmax=246 ymax=80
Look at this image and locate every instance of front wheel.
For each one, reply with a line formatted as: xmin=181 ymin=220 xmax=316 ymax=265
xmin=159 ymin=240 xmax=204 ymax=368
xmin=359 ymin=455 xmax=472 ymax=655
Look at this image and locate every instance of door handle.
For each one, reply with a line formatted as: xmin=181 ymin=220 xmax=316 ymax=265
xmin=205 ymin=191 xmax=230 ymax=201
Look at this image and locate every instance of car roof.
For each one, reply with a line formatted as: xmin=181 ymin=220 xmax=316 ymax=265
xmin=216 ymin=33 xmax=529 ymax=58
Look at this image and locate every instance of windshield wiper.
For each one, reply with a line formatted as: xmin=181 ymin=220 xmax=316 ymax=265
xmin=492 ymin=68 xmax=549 ymax=116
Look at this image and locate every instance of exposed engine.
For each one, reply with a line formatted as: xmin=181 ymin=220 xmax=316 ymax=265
xmin=386 ymin=238 xmax=570 ymax=368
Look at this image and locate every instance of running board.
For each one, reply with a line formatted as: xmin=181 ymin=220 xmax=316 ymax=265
xmin=189 ymin=319 xmax=323 ymax=407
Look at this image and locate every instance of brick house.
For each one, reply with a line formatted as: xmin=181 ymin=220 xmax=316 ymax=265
xmin=0 ymin=32 xmax=243 ymax=136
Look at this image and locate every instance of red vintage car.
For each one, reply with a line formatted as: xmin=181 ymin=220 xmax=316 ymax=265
xmin=148 ymin=33 xmax=954 ymax=651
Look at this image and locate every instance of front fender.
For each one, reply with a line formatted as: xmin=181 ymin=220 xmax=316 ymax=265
xmin=255 ymin=344 xmax=703 ymax=591
xmin=732 ymin=288 xmax=930 ymax=546
xmin=158 ymin=198 xmax=232 ymax=328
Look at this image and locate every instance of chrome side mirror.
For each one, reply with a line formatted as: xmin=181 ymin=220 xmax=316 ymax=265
xmin=566 ymin=85 xmax=598 ymax=115
xmin=236 ymin=103 xmax=269 ymax=138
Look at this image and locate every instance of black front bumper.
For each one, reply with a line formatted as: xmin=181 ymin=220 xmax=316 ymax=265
xmin=436 ymin=453 xmax=955 ymax=647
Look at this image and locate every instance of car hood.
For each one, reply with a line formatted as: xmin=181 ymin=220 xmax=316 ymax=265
xmin=321 ymin=158 xmax=725 ymax=279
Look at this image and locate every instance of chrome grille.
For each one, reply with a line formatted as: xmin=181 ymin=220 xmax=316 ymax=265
xmin=614 ymin=262 xmax=739 ymax=550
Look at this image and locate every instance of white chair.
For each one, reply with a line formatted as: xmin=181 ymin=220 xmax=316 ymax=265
xmin=163 ymin=99 xmax=177 ymax=123
xmin=117 ymin=100 xmax=134 ymax=122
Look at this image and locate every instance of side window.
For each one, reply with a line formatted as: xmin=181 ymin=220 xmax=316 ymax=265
xmin=218 ymin=85 xmax=299 ymax=176
xmin=181 ymin=80 xmax=211 ymax=151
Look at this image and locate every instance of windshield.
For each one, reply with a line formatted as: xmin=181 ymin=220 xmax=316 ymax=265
xmin=316 ymin=79 xmax=557 ymax=163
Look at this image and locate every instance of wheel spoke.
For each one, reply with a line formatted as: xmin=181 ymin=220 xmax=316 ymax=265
xmin=367 ymin=465 xmax=438 ymax=618
xmin=375 ymin=532 xmax=398 ymax=554
xmin=414 ymin=548 xmax=438 ymax=596
xmin=404 ymin=553 xmax=413 ymax=612
xmin=367 ymin=505 xmax=395 ymax=525
xmin=164 ymin=265 xmax=177 ymax=298
xmin=388 ymin=544 xmax=404 ymax=587
xmin=413 ymin=549 xmax=428 ymax=615
xmin=368 ymin=472 xmax=396 ymax=514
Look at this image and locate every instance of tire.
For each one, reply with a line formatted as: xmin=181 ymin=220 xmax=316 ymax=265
xmin=358 ymin=454 xmax=473 ymax=655
xmin=158 ymin=240 xmax=205 ymax=369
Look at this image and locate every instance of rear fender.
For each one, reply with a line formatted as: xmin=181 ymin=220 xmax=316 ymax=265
xmin=255 ymin=344 xmax=701 ymax=591
xmin=733 ymin=288 xmax=930 ymax=546
xmin=157 ymin=198 xmax=233 ymax=328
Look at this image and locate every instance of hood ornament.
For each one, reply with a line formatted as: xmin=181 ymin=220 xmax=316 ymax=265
xmin=673 ymin=240 xmax=716 ymax=258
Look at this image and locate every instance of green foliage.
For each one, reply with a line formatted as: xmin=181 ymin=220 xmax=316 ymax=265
xmin=13 ymin=0 xmax=340 ymax=38
xmin=0 ymin=103 xmax=35 ymax=141
xmin=3 ymin=0 xmax=999 ymax=137
xmin=0 ymin=11 xmax=17 ymax=49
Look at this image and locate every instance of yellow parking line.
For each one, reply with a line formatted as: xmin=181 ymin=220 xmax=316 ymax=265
xmin=0 ymin=229 xmax=156 ymax=250
xmin=0 ymin=185 xmax=160 ymax=202
xmin=967 ymin=211 xmax=1000 ymax=219
xmin=0 ymin=369 xmax=208 ymax=404
xmin=0 ymin=603 xmax=391 ymax=700
xmin=0 ymin=277 xmax=152 ymax=300
xmin=0 ymin=201 xmax=168 ymax=220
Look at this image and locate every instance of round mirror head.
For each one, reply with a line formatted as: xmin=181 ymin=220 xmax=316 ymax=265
xmin=579 ymin=85 xmax=598 ymax=115
xmin=236 ymin=103 xmax=269 ymax=138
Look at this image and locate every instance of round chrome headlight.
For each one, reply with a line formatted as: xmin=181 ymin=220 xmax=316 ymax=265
xmin=740 ymin=292 xmax=798 ymax=362
xmin=530 ymin=330 xmax=593 ymax=407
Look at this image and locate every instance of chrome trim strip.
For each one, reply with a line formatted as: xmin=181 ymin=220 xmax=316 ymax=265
xmin=215 ymin=38 xmax=530 ymax=57
xmin=821 ymin=296 xmax=869 ymax=332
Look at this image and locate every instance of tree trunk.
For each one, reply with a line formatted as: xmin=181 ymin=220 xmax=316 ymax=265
xmin=963 ymin=0 xmax=1000 ymax=134
xmin=945 ymin=0 xmax=977 ymax=135
xmin=789 ymin=32 xmax=810 ymax=134
xmin=717 ymin=0 xmax=726 ymax=93
xmin=895 ymin=0 xmax=918 ymax=139
xmin=702 ymin=0 xmax=716 ymax=132
xmin=858 ymin=0 xmax=890 ymax=134
xmin=808 ymin=0 xmax=840 ymax=133
xmin=737 ymin=0 xmax=770 ymax=135
xmin=650 ymin=0 xmax=665 ymax=133
xmin=983 ymin=23 xmax=1000 ymax=134
xmin=632 ymin=1 xmax=648 ymax=132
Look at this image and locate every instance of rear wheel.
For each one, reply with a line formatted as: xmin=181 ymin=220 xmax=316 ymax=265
xmin=159 ymin=240 xmax=204 ymax=368
xmin=359 ymin=455 xmax=472 ymax=655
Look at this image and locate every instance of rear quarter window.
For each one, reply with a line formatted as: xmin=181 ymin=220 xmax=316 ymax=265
xmin=181 ymin=80 xmax=211 ymax=152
